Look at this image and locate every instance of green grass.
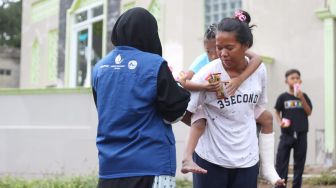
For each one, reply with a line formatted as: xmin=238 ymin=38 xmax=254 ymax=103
xmin=0 ymin=176 xmax=192 ymax=188
xmin=3 ymin=174 xmax=336 ymax=187
xmin=305 ymin=173 xmax=336 ymax=186
xmin=176 ymin=179 xmax=192 ymax=188
xmin=0 ymin=175 xmax=98 ymax=188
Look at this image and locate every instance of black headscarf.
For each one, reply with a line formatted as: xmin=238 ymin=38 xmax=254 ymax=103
xmin=111 ymin=7 xmax=162 ymax=56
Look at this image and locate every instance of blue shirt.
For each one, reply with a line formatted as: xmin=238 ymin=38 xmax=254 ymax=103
xmin=92 ymin=46 xmax=176 ymax=179
xmin=189 ymin=53 xmax=210 ymax=73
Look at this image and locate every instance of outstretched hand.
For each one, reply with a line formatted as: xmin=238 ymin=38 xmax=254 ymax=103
xmin=225 ymin=77 xmax=243 ymax=96
xmin=177 ymin=71 xmax=188 ymax=87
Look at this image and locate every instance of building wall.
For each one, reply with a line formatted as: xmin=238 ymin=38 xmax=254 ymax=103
xmin=244 ymin=0 xmax=326 ymax=165
xmin=0 ymin=90 xmax=98 ymax=177
xmin=20 ymin=0 xmax=203 ymax=87
xmin=118 ymin=0 xmax=204 ymax=76
xmin=0 ymin=47 xmax=20 ymax=88
xmin=14 ymin=0 xmax=332 ymax=178
xmin=0 ymin=89 xmax=196 ymax=178
xmin=160 ymin=0 xmax=204 ymax=77
xmin=20 ymin=0 xmax=60 ymax=88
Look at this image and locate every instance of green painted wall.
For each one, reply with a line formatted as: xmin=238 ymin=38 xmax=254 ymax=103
xmin=316 ymin=1 xmax=336 ymax=164
xmin=48 ymin=30 xmax=59 ymax=82
xmin=31 ymin=0 xmax=59 ymax=23
xmin=31 ymin=39 xmax=40 ymax=84
xmin=324 ymin=19 xmax=336 ymax=154
xmin=68 ymin=0 xmax=98 ymax=14
xmin=122 ymin=1 xmax=136 ymax=12
xmin=148 ymin=0 xmax=160 ymax=23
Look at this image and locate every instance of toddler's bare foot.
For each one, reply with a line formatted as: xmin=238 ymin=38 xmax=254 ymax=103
xmin=181 ymin=159 xmax=207 ymax=174
xmin=275 ymin=179 xmax=286 ymax=187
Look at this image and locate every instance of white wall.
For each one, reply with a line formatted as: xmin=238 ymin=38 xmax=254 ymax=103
xmin=0 ymin=91 xmax=193 ymax=179
xmin=0 ymin=92 xmax=98 ymax=177
xmin=161 ymin=0 xmax=204 ymax=78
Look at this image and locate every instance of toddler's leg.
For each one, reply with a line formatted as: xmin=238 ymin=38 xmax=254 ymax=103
xmin=257 ymin=110 xmax=285 ymax=186
xmin=181 ymin=118 xmax=207 ymax=174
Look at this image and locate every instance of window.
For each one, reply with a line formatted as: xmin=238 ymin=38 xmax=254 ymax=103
xmin=204 ymin=0 xmax=242 ymax=29
xmin=230 ymin=2 xmax=235 ymax=9
xmin=75 ymin=11 xmax=87 ymax=24
xmin=205 ymin=4 xmax=211 ymax=12
xmin=213 ymin=4 xmax=219 ymax=12
xmin=92 ymin=5 xmax=103 ymax=18
xmin=222 ymin=3 xmax=227 ymax=10
xmin=5 ymin=70 xmax=11 ymax=76
xmin=70 ymin=4 xmax=104 ymax=87
xmin=0 ymin=69 xmax=12 ymax=76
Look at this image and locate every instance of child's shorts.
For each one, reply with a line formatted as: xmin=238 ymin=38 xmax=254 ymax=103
xmin=152 ymin=175 xmax=175 ymax=188
xmin=254 ymin=105 xmax=266 ymax=119
xmin=191 ymin=106 xmax=206 ymax=125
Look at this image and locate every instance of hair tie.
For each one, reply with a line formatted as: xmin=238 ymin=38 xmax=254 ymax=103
xmin=234 ymin=10 xmax=246 ymax=22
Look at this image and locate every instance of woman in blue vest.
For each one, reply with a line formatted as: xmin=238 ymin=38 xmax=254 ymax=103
xmin=92 ymin=7 xmax=190 ymax=188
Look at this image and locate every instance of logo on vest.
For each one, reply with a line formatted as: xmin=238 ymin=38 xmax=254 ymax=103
xmin=110 ymin=54 xmax=125 ymax=69
xmin=115 ymin=54 xmax=123 ymax=64
xmin=128 ymin=60 xmax=137 ymax=69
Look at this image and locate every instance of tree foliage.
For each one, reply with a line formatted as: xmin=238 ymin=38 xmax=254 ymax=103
xmin=0 ymin=0 xmax=22 ymax=48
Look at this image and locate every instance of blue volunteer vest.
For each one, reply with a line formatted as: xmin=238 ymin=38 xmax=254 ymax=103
xmin=92 ymin=46 xmax=176 ymax=179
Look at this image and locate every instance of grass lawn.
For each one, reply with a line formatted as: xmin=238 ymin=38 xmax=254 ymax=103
xmin=1 ymin=174 xmax=336 ymax=188
xmin=0 ymin=176 xmax=193 ymax=188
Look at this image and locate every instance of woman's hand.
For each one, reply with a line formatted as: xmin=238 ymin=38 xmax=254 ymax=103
xmin=225 ymin=77 xmax=243 ymax=96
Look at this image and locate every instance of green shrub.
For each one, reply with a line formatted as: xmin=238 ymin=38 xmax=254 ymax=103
xmin=305 ymin=173 xmax=336 ymax=186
